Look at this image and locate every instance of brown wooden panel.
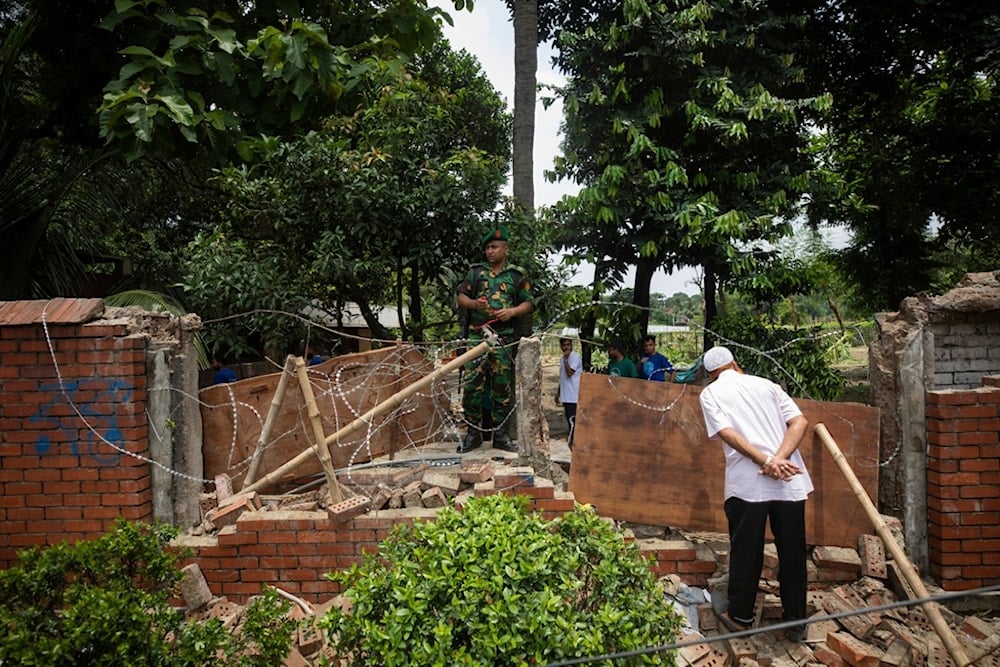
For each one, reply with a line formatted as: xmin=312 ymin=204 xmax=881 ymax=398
xmin=200 ymin=345 xmax=446 ymax=490
xmin=568 ymin=373 xmax=880 ymax=548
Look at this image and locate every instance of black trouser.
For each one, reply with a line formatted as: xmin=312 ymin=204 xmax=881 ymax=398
xmin=724 ymin=497 xmax=807 ymax=625
xmin=563 ymin=402 xmax=577 ymax=444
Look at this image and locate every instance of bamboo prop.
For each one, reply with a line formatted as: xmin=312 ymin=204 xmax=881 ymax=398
xmin=814 ymin=423 xmax=971 ymax=667
xmin=243 ymin=355 xmax=297 ymax=488
xmin=242 ymin=337 xmax=494 ymax=495
xmin=295 ymin=355 xmax=344 ymax=503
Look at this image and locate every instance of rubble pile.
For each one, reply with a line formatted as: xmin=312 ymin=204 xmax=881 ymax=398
xmin=183 ymin=462 xmax=999 ymax=666
xmin=668 ymin=535 xmax=1000 ymax=667
xmin=191 ymin=455 xmax=561 ymax=535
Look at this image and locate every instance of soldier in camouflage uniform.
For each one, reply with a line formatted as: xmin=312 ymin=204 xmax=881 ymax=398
xmin=455 ymin=223 xmax=534 ymax=453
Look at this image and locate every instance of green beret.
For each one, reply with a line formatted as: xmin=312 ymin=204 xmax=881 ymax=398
xmin=481 ymin=223 xmax=509 ymax=249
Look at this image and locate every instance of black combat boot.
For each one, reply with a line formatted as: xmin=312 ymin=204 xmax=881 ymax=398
xmin=492 ymin=431 xmax=517 ymax=452
xmin=457 ymin=428 xmax=483 ymax=453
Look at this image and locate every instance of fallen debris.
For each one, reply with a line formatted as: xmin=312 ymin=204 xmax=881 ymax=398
xmin=186 ymin=458 xmax=1000 ymax=666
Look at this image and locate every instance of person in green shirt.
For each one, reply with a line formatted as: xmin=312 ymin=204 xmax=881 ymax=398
xmin=606 ymin=340 xmax=638 ymax=378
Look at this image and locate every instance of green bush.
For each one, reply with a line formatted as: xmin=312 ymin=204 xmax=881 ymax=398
xmin=322 ymin=494 xmax=682 ymax=666
xmin=0 ymin=520 xmax=296 ymax=666
xmin=710 ymin=313 xmax=849 ymax=400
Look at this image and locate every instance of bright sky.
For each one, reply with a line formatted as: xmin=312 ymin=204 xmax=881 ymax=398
xmin=429 ymin=0 xmax=702 ymax=296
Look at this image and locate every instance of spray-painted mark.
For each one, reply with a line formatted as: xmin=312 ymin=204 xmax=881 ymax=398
xmin=30 ymin=379 xmax=134 ymax=464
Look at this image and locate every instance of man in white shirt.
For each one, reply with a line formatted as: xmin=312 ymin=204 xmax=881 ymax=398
xmin=556 ymin=337 xmax=583 ymax=448
xmin=698 ymin=346 xmax=812 ymax=642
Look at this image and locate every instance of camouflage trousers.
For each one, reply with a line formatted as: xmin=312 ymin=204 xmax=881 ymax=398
xmin=462 ymin=341 xmax=515 ymax=429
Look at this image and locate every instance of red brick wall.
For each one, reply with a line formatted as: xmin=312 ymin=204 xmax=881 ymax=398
xmin=926 ymin=381 xmax=1000 ymax=590
xmin=3 ymin=305 xmax=998 ymax=596
xmin=0 ymin=321 xmax=152 ymax=568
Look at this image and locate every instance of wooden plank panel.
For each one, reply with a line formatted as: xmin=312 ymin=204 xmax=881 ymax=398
xmin=200 ymin=345 xmax=446 ymax=490
xmin=568 ymin=373 xmax=879 ymax=547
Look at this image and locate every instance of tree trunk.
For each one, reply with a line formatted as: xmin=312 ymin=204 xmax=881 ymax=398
xmin=512 ymin=0 xmax=537 ymax=213
xmin=407 ymin=262 xmax=423 ymax=342
xmin=632 ymin=256 xmax=655 ymax=335
xmin=702 ymin=262 xmax=718 ymax=352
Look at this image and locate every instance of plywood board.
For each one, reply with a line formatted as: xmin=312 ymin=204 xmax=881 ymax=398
xmin=200 ymin=345 xmax=446 ymax=490
xmin=568 ymin=373 xmax=880 ymax=547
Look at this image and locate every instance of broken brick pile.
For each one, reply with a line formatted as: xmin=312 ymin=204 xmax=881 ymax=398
xmin=687 ymin=536 xmax=1000 ymax=666
xmin=179 ymin=460 xmax=1000 ymax=666
xmin=175 ymin=528 xmax=1000 ymax=667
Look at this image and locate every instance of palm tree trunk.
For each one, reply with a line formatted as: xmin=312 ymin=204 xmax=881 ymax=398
xmin=512 ymin=0 xmax=537 ymax=213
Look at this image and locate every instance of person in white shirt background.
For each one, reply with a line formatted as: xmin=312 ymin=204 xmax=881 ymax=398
xmin=556 ymin=337 xmax=583 ymax=448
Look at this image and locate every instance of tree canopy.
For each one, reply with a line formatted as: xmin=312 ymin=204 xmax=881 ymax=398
xmin=180 ymin=45 xmax=514 ymax=356
xmin=549 ymin=0 xmax=831 ymax=346
xmin=778 ymin=0 xmax=1000 ymax=310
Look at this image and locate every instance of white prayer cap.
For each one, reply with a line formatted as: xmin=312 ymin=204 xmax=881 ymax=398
xmin=704 ymin=346 xmax=735 ymax=372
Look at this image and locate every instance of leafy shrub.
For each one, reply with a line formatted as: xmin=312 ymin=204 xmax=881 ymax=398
xmin=0 ymin=520 xmax=296 ymax=666
xmin=710 ymin=312 xmax=848 ymax=400
xmin=322 ymin=494 xmax=681 ymax=666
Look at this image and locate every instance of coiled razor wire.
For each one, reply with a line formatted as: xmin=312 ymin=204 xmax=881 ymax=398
xmin=37 ymin=301 xmax=882 ymax=489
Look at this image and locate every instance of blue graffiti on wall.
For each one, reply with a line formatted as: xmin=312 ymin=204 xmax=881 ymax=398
xmin=30 ymin=379 xmax=134 ymax=464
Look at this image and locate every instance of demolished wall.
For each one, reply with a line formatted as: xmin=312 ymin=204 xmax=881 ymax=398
xmin=0 ymin=299 xmax=202 ymax=566
xmin=3 ymin=296 xmax=999 ymax=597
xmin=870 ymin=271 xmax=1000 ymax=571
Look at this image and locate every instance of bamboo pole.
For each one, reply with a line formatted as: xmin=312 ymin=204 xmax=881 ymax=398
xmin=242 ymin=338 xmax=493 ymax=495
xmin=814 ymin=423 xmax=971 ymax=667
xmin=242 ymin=355 xmax=297 ymax=488
xmin=295 ymin=355 xmax=344 ymax=503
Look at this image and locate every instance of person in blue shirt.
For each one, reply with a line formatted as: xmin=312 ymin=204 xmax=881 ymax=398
xmin=306 ymin=344 xmax=324 ymax=366
xmin=212 ymin=356 xmax=238 ymax=384
xmin=639 ymin=334 xmax=674 ymax=382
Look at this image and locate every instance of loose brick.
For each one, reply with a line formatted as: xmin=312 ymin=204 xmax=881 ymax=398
xmin=822 ymin=585 xmax=881 ymax=640
xmin=826 ymin=631 xmax=880 ymax=667
xmin=214 ymin=474 xmax=234 ymax=503
xmin=402 ymin=480 xmax=424 ymax=508
xmin=879 ymin=638 xmax=913 ymax=667
xmin=959 ymin=615 xmax=994 ymax=641
xmin=369 ymin=488 xmax=392 ymax=510
xmin=206 ymin=493 xmax=262 ymax=529
xmin=422 ymin=470 xmax=462 ymax=494
xmin=858 ymin=535 xmax=887 ymax=578
xmin=677 ymin=632 xmax=711 ymax=664
xmin=459 ymin=460 xmax=494 ymax=483
xmin=281 ymin=647 xmax=309 ymax=667
xmin=813 ymin=546 xmax=862 ymax=575
xmin=391 ymin=462 xmax=429 ymax=487
xmin=179 ymin=562 xmax=214 ymax=610
xmin=421 ymin=486 xmax=447 ymax=508
xmin=811 ymin=643 xmax=845 ymax=667
xmin=326 ymin=496 xmax=371 ymax=523
xmin=200 ymin=492 xmax=218 ymax=519
xmin=727 ymin=637 xmax=756 ymax=662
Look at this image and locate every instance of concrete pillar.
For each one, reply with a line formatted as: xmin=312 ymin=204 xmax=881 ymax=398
xmin=898 ymin=328 xmax=931 ymax=571
xmin=172 ymin=315 xmax=205 ymax=528
xmin=515 ymin=336 xmax=548 ymax=456
xmin=148 ymin=345 xmax=174 ymax=525
xmin=144 ymin=313 xmax=204 ymax=529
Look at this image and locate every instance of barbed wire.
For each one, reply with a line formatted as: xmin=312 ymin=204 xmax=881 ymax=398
xmin=543 ymin=582 xmax=1000 ymax=666
xmin=37 ymin=300 xmax=879 ymax=489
